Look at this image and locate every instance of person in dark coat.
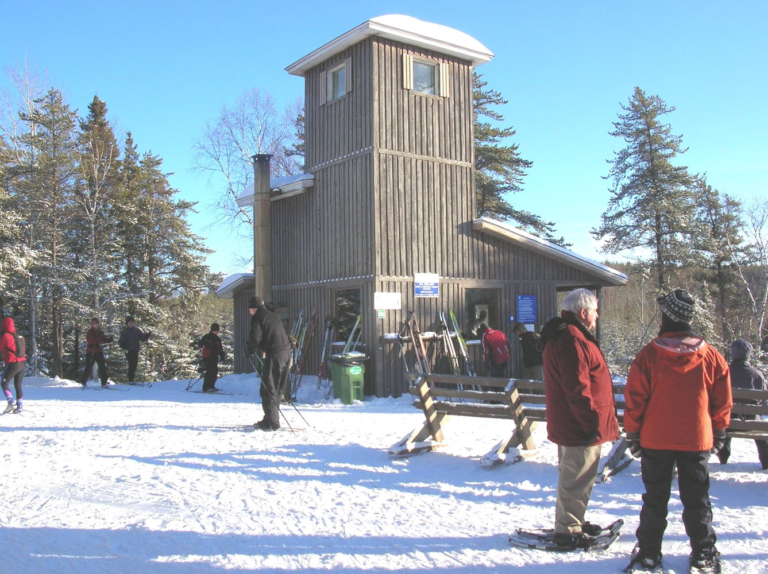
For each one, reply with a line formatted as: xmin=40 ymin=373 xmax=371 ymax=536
xmin=624 ymin=289 xmax=731 ymax=573
xmin=513 ymin=322 xmax=544 ymax=381
xmin=118 ymin=316 xmax=151 ymax=383
xmin=246 ymin=296 xmax=291 ymax=430
xmin=0 ymin=317 xmax=26 ymax=413
xmin=81 ymin=317 xmax=113 ymax=388
xmin=718 ymin=339 xmax=768 ymax=469
xmin=539 ymin=288 xmax=620 ymax=548
xmin=199 ymin=323 xmax=226 ymax=392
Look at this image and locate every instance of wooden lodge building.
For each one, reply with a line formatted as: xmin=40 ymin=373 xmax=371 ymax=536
xmin=217 ymin=15 xmax=627 ymax=396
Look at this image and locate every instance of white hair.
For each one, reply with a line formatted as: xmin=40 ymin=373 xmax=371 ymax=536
xmin=561 ymin=288 xmax=598 ymax=314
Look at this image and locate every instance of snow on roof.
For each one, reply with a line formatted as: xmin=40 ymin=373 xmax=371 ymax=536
xmin=472 ymin=217 xmax=629 ymax=287
xmin=286 ymin=14 xmax=494 ymax=76
xmin=216 ymin=272 xmax=254 ymax=298
xmin=236 ymin=173 xmax=315 ymax=208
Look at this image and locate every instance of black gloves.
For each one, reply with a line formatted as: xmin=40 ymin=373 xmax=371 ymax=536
xmin=626 ymin=431 xmax=642 ymax=458
xmin=712 ymin=429 xmax=727 ymax=454
xmin=578 ymin=429 xmax=598 ymax=446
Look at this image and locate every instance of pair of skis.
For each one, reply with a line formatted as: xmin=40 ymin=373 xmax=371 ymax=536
xmin=398 ymin=310 xmax=476 ymax=378
xmin=291 ymin=307 xmax=318 ymax=396
xmin=316 ymin=316 xmax=334 ymax=390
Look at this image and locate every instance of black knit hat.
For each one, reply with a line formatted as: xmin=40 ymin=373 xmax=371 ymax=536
xmin=657 ymin=289 xmax=696 ymax=324
xmin=126 ymin=316 xmax=135 ymax=324
xmin=211 ymin=323 xmax=220 ymax=332
xmin=248 ymin=296 xmax=264 ymax=309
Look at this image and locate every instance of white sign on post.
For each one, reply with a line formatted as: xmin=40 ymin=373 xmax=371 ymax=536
xmin=374 ymin=292 xmax=402 ymax=310
xmin=414 ymin=273 xmax=439 ymax=298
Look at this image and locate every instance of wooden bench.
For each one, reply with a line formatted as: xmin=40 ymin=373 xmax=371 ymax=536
xmin=390 ymin=373 xmax=768 ymax=473
xmin=388 ymin=372 xmax=538 ymax=466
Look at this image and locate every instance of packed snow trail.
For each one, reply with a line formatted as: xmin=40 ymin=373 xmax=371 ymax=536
xmin=1 ymin=375 xmax=767 ymax=573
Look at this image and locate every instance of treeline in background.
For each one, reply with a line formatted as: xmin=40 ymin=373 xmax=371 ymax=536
xmin=0 ymin=72 xmax=232 ymax=382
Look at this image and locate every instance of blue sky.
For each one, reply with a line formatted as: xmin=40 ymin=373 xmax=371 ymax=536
xmin=1 ymin=1 xmax=766 ymax=277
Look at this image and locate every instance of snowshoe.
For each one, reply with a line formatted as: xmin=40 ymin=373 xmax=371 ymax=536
xmin=3 ymin=401 xmax=15 ymax=414
xmin=689 ymin=547 xmax=721 ymax=573
xmin=623 ymin=544 xmax=663 ymax=572
xmin=509 ymin=519 xmax=623 ymax=552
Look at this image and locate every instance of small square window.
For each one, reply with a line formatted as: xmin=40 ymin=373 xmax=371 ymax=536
xmin=413 ymin=60 xmax=437 ymax=95
xmin=327 ymin=63 xmax=346 ymax=102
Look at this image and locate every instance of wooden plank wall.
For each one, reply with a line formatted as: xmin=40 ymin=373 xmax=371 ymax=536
xmin=271 ymin=155 xmax=375 ymax=287
xmin=375 ymin=278 xmax=565 ymax=397
xmin=371 ymin=38 xmax=472 ymax=163
xmin=232 ymin=288 xmax=255 ymax=375
xmin=304 ymin=39 xmax=373 ymax=170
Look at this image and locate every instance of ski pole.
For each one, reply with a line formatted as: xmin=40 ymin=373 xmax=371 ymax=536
xmin=248 ymin=356 xmax=308 ymax=430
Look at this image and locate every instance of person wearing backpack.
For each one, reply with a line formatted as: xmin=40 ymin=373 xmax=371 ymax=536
xmin=478 ymin=322 xmax=511 ymax=377
xmin=199 ymin=323 xmax=226 ymax=392
xmin=81 ymin=317 xmax=113 ymax=388
xmin=118 ymin=317 xmax=151 ymax=383
xmin=0 ymin=317 xmax=26 ymax=413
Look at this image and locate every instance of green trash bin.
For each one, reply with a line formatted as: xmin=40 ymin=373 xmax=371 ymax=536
xmin=329 ymin=354 xmax=367 ymax=404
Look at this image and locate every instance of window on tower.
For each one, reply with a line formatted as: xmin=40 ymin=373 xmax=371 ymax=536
xmin=412 ymin=60 xmax=437 ymax=95
xmin=327 ymin=62 xmax=347 ymax=102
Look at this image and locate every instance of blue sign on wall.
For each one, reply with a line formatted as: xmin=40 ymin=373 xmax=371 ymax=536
xmin=414 ymin=273 xmax=439 ymax=298
xmin=516 ymin=295 xmax=537 ymax=325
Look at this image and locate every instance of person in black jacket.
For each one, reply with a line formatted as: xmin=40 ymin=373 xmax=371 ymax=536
xmin=718 ymin=339 xmax=768 ymax=469
xmin=246 ymin=296 xmax=291 ymax=430
xmin=118 ymin=317 xmax=151 ymax=382
xmin=200 ymin=323 xmax=226 ymax=392
xmin=513 ymin=322 xmax=544 ymax=381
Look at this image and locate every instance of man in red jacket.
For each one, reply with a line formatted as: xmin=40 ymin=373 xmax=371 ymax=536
xmin=540 ymin=288 xmax=620 ymax=548
xmin=623 ymin=289 xmax=731 ymax=573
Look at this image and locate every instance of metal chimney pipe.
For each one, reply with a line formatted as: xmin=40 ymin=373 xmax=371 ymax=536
xmin=252 ymin=154 xmax=272 ymax=305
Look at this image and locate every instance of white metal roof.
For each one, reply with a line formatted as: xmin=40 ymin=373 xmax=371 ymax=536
xmin=472 ymin=217 xmax=629 ymax=287
xmin=215 ymin=273 xmax=255 ymax=298
xmin=236 ymin=173 xmax=315 ymax=208
xmin=286 ymin=14 xmax=494 ymax=77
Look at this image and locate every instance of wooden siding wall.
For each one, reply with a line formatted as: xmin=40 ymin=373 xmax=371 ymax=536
xmin=233 ymin=288 xmax=256 ymax=375
xmin=271 ymin=155 xmax=375 ymax=287
xmin=374 ymin=279 xmax=563 ymax=397
xmin=272 ymin=279 xmax=378 ymax=396
xmin=305 ymin=40 xmax=373 ymax=170
xmin=372 ymin=38 xmax=473 ymax=163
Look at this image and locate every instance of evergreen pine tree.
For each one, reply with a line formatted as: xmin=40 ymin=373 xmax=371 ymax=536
xmin=473 ymin=73 xmax=567 ymax=245
xmin=16 ymin=88 xmax=80 ymax=377
xmin=692 ymin=178 xmax=745 ymax=343
xmin=593 ymin=87 xmax=696 ymax=291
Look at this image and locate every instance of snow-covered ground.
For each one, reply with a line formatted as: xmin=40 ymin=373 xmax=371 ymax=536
xmin=2 ymin=374 xmax=767 ymax=573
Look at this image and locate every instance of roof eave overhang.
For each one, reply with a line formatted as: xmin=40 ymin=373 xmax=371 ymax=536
xmin=472 ymin=218 xmax=628 ymax=287
xmin=236 ymin=178 xmax=314 ymax=208
xmin=215 ymin=274 xmax=255 ymax=299
xmin=286 ymin=20 xmax=493 ymax=77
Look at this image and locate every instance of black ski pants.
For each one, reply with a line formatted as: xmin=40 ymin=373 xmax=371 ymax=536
xmin=260 ymin=353 xmax=290 ymax=429
xmin=636 ymin=448 xmax=716 ymax=556
xmin=718 ymin=414 xmax=768 ymax=470
xmin=2 ymin=361 xmax=25 ymax=400
xmin=126 ymin=350 xmax=139 ymax=382
xmin=202 ymin=357 xmax=219 ymax=391
xmin=82 ymin=351 xmax=109 ymax=386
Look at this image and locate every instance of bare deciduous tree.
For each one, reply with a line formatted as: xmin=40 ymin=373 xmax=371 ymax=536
xmin=190 ymin=88 xmax=303 ymax=231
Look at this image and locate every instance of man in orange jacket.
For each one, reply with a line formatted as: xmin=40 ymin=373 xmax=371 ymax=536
xmin=623 ymin=289 xmax=731 ymax=573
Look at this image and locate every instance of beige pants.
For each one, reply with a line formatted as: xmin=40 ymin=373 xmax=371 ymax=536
xmin=555 ymin=444 xmax=602 ymax=534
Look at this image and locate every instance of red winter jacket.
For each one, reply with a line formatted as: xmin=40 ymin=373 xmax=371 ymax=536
xmin=0 ymin=317 xmax=25 ymax=363
xmin=624 ymin=332 xmax=732 ymax=451
xmin=541 ymin=312 xmax=619 ymax=447
xmin=86 ymin=326 xmax=113 ymax=354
